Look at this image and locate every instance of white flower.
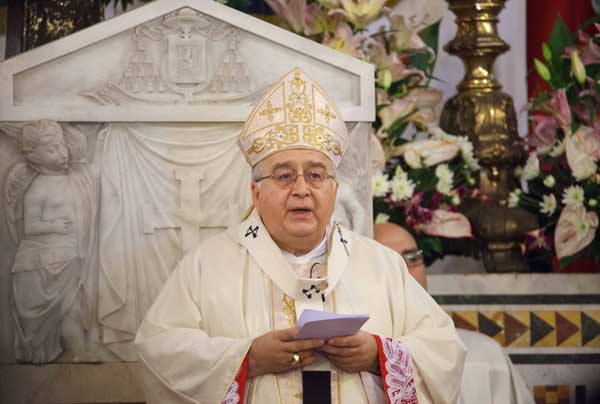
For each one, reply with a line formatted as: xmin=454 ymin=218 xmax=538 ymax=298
xmin=565 ymin=126 xmax=599 ymax=180
xmin=549 ymin=139 xmax=565 ymax=157
xmin=401 ymin=139 xmax=460 ymax=168
xmin=428 ymin=128 xmax=480 ymax=171
xmin=543 ymin=175 xmax=556 ymax=188
xmin=390 ymin=172 xmax=416 ymax=202
xmin=521 ymin=153 xmax=540 ymax=181
xmin=539 ymin=194 xmax=557 ymax=216
xmin=456 ymin=136 xmax=480 ymax=170
xmin=435 ymin=164 xmax=454 ymax=195
xmin=374 ymin=212 xmax=390 ymax=224
xmin=562 ymin=185 xmax=585 ymax=208
xmin=451 ymin=194 xmax=461 ymax=205
xmin=555 ymin=206 xmax=599 ymax=259
xmin=372 ymin=171 xmax=391 ymax=197
xmin=508 ymin=189 xmax=521 ymax=208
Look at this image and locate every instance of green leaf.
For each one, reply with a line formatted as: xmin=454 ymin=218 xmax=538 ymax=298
xmin=559 ymin=250 xmax=583 ymax=269
xmin=547 ymin=15 xmax=575 ymax=85
xmin=534 ymin=58 xmax=551 ymax=82
xmin=418 ymin=21 xmax=440 ymax=55
xmin=542 ymin=43 xmax=552 ymax=62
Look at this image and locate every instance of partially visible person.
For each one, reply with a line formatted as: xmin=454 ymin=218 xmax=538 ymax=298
xmin=374 ymin=222 xmax=536 ymax=404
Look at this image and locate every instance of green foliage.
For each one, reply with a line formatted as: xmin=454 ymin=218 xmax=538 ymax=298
xmin=546 ymin=15 xmax=575 ymax=88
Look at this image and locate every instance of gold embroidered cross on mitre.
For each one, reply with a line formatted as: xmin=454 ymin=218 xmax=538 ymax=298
xmin=238 ymin=67 xmax=350 ymax=167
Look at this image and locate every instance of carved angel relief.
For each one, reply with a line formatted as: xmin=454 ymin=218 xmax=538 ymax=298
xmin=81 ymin=7 xmax=266 ymax=105
xmin=3 ymin=120 xmax=99 ymax=364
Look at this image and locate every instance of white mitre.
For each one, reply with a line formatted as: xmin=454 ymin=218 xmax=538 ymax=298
xmin=238 ymin=67 xmax=350 ymax=167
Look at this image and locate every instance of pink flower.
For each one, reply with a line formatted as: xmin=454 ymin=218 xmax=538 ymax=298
xmin=408 ymin=88 xmax=443 ymax=125
xmin=528 ymin=114 xmax=559 ymax=151
xmin=387 ymin=13 xmax=426 ymax=51
xmin=331 ymin=0 xmax=388 ymax=29
xmin=555 ymin=206 xmax=599 ymax=259
xmin=377 ymin=98 xmax=415 ymax=132
xmin=549 ymin=89 xmax=572 ymax=128
xmin=322 ymin=22 xmax=365 ymax=57
xmin=266 ymin=0 xmax=308 ymax=34
xmin=526 ymin=228 xmax=552 ymax=251
xmin=569 ymin=30 xmax=600 ymax=65
xmin=420 ymin=210 xmax=473 ymax=238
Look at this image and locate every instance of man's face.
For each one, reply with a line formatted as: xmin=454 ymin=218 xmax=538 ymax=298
xmin=32 ymin=139 xmax=69 ymax=171
xmin=252 ymin=149 xmax=338 ymax=253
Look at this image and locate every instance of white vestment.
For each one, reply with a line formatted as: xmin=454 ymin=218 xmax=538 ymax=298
xmin=457 ymin=329 xmax=535 ymax=404
xmin=135 ymin=209 xmax=466 ymax=404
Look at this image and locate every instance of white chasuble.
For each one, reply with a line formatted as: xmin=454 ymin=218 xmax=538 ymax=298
xmin=135 ymin=209 xmax=466 ymax=404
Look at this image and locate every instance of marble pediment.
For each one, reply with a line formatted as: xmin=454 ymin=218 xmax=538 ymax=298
xmin=0 ymin=0 xmax=374 ymax=122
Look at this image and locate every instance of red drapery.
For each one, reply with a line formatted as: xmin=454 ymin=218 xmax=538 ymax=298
xmin=526 ymin=0 xmax=595 ymax=98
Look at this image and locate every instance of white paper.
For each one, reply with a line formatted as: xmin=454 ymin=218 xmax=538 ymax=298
xmin=295 ymin=309 xmax=369 ymax=340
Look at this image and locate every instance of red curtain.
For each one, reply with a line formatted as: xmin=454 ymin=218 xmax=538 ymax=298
xmin=526 ymin=0 xmax=595 ymax=98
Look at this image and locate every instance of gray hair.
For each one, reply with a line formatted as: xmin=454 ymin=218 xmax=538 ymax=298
xmin=251 ymin=162 xmax=263 ymax=183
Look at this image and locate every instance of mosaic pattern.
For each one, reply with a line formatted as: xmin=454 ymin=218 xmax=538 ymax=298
xmin=534 ymin=385 xmax=570 ymax=404
xmin=446 ymin=310 xmax=600 ymax=347
xmin=532 ymin=385 xmax=590 ymax=404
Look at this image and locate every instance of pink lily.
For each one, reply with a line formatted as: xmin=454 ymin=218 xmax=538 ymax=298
xmin=388 ymin=13 xmax=426 ymax=51
xmin=266 ymin=0 xmax=308 ymax=34
xmin=408 ymin=88 xmax=443 ymax=126
xmin=322 ymin=22 xmax=365 ymax=58
xmin=377 ymin=98 xmax=415 ymax=133
xmin=331 ymin=0 xmax=388 ymax=30
xmin=549 ymin=89 xmax=572 ymax=128
xmin=528 ymin=114 xmax=559 ymax=151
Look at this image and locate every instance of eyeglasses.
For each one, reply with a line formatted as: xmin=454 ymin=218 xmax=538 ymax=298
xmin=256 ymin=167 xmax=336 ymax=189
xmin=401 ymin=249 xmax=424 ymax=268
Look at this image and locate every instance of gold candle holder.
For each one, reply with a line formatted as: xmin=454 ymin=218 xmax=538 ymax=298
xmin=440 ymin=0 xmax=537 ymax=272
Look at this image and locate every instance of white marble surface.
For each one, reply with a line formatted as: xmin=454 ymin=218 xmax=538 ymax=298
xmin=0 ymin=0 xmax=374 ymax=122
xmin=0 ymin=363 xmax=146 ymax=404
xmin=0 ymin=0 xmax=375 ymax=365
xmin=428 ymin=273 xmax=600 ymax=295
xmin=516 ymin=364 xmax=600 ymax=403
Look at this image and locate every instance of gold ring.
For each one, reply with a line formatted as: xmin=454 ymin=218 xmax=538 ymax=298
xmin=291 ymin=353 xmax=301 ymax=365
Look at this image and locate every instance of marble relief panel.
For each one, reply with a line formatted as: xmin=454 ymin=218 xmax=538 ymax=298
xmin=0 ymin=5 xmax=374 ymax=366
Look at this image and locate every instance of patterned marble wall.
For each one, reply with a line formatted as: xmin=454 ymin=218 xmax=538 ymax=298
xmin=430 ymin=273 xmax=600 ymax=404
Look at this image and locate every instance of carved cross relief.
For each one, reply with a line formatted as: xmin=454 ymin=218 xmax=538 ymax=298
xmin=143 ymin=168 xmax=239 ymax=252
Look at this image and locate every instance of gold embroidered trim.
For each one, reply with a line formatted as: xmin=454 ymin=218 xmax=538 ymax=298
xmin=317 ymin=104 xmax=336 ymax=123
xmin=303 ymin=125 xmax=342 ymax=156
xmin=259 ymin=101 xmax=282 ymax=122
xmin=287 ymin=70 xmax=312 ymax=124
xmin=282 ymin=294 xmax=297 ymax=327
xmin=247 ymin=124 xmax=299 ymax=154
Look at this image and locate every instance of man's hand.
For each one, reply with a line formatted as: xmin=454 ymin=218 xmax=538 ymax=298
xmin=247 ymin=328 xmax=325 ymax=378
xmin=319 ymin=331 xmax=379 ymax=374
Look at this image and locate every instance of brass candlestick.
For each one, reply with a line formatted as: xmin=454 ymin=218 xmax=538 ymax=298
xmin=440 ymin=0 xmax=536 ymax=272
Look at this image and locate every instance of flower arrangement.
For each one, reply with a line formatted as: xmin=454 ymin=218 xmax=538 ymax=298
xmin=265 ymin=0 xmax=481 ymax=263
xmin=511 ymin=13 xmax=600 ymax=269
